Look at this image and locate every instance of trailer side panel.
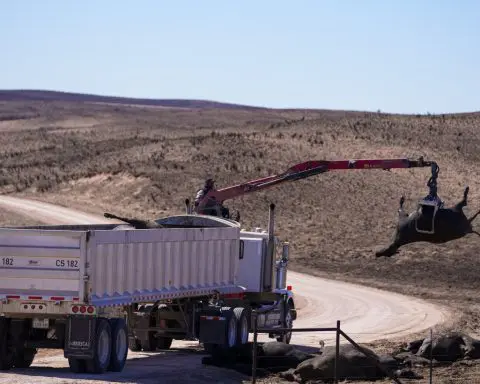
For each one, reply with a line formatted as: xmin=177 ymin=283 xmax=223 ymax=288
xmin=87 ymin=226 xmax=242 ymax=306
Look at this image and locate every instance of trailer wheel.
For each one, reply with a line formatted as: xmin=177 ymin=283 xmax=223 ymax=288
xmin=155 ymin=306 xmax=172 ymax=350
xmin=233 ymin=307 xmax=249 ymax=346
xmin=0 ymin=318 xmax=13 ymax=371
xmin=128 ymin=336 xmax=142 ymax=351
xmin=137 ymin=304 xmax=158 ymax=351
xmin=13 ymin=347 xmax=36 ymax=368
xmin=85 ymin=318 xmax=112 ymax=374
xmin=276 ymin=300 xmax=294 ymax=344
xmin=140 ymin=333 xmax=157 ymax=351
xmin=108 ymin=318 xmax=128 ymax=372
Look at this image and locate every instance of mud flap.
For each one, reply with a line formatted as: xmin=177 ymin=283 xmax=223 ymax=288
xmin=64 ymin=317 xmax=96 ymax=359
xmin=198 ymin=307 xmax=236 ymax=346
xmin=199 ymin=314 xmax=228 ymax=345
xmin=415 ymin=200 xmax=439 ymax=234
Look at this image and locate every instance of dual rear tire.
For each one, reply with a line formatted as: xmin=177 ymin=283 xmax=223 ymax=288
xmin=0 ymin=318 xmax=14 ymax=370
xmin=0 ymin=318 xmax=37 ymax=371
xmin=129 ymin=334 xmax=173 ymax=352
xmin=128 ymin=305 xmax=174 ymax=352
xmin=68 ymin=318 xmax=128 ymax=374
xmin=203 ymin=306 xmax=250 ymax=354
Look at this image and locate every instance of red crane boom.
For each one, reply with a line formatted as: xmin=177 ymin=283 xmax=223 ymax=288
xmin=193 ymin=156 xmax=437 ymax=216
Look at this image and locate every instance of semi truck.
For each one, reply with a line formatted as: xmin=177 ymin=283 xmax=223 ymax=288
xmin=0 ymin=203 xmax=296 ymax=374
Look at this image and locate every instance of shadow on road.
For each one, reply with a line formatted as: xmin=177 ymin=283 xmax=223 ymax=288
xmin=0 ymin=342 xmax=319 ymax=383
xmin=0 ymin=348 xmax=252 ymax=384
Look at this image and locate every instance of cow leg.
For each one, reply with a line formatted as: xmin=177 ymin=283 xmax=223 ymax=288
xmin=375 ymin=197 xmax=409 ymax=257
xmin=375 ymin=242 xmax=399 ymax=257
xmin=469 ymin=209 xmax=480 ymax=224
xmin=454 ymin=186 xmax=469 ymax=211
xmin=398 ymin=195 xmax=408 ymax=220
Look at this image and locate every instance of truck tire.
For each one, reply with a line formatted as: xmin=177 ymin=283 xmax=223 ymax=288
xmin=85 ymin=318 xmax=112 ymax=374
xmin=276 ymin=300 xmax=294 ymax=344
xmin=221 ymin=307 xmax=238 ymax=349
xmin=0 ymin=318 xmax=13 ymax=371
xmin=108 ymin=318 xmax=128 ymax=372
xmin=233 ymin=307 xmax=249 ymax=346
xmin=13 ymin=347 xmax=36 ymax=368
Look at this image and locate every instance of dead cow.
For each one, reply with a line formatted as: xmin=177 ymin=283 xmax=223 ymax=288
xmin=103 ymin=212 xmax=164 ymax=229
xmin=415 ymin=331 xmax=480 ymax=362
xmin=201 ymin=341 xmax=315 ymax=377
xmin=376 ymin=186 xmax=480 ymax=257
xmin=282 ymin=344 xmax=406 ymax=383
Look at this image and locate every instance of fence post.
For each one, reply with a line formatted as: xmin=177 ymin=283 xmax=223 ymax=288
xmin=251 ymin=311 xmax=259 ymax=384
xmin=429 ymin=328 xmax=433 ymax=384
xmin=335 ymin=320 xmax=340 ymax=384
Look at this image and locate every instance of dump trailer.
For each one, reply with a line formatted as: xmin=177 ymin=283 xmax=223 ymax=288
xmin=0 ymin=203 xmax=295 ymax=374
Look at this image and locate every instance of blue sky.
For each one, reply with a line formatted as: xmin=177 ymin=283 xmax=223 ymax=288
xmin=1 ymin=1 xmax=479 ymax=113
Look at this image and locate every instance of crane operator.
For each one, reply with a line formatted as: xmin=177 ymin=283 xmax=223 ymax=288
xmin=194 ymin=178 xmax=225 ymax=217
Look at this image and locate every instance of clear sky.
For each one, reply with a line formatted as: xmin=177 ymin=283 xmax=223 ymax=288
xmin=1 ymin=1 xmax=479 ymax=113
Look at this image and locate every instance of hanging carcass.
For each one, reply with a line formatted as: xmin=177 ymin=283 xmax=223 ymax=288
xmin=376 ymin=163 xmax=479 ymax=257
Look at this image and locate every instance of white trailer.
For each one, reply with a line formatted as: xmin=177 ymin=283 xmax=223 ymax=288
xmin=0 ymin=203 xmax=296 ymax=374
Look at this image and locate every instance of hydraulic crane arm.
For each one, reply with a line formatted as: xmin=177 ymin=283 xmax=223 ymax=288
xmin=207 ymin=156 xmax=436 ymax=204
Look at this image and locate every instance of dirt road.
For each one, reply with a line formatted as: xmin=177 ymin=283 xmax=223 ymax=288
xmin=0 ymin=195 xmax=450 ymax=383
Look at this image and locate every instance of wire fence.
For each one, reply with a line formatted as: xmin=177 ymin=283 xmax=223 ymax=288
xmin=251 ymin=313 xmax=402 ymax=384
xmin=249 ymin=311 xmax=480 ymax=384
